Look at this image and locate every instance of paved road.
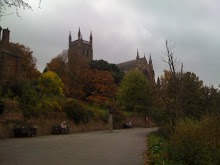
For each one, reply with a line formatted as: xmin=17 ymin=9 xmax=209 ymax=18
xmin=0 ymin=128 xmax=157 ymax=165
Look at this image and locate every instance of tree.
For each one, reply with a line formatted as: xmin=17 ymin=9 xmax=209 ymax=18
xmin=89 ymin=60 xmax=124 ymax=85
xmin=161 ymin=40 xmax=184 ymax=124
xmin=47 ymin=50 xmax=68 ymax=83
xmin=87 ymin=70 xmax=118 ymax=105
xmin=182 ymin=72 xmax=203 ymax=118
xmin=38 ymin=71 xmax=64 ymax=96
xmin=11 ymin=43 xmax=40 ymax=79
xmin=117 ymin=70 xmax=151 ymax=113
xmin=200 ymin=85 xmax=219 ymax=116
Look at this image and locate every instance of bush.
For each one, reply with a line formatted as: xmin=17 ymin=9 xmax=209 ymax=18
xmin=153 ymin=126 xmax=173 ymax=141
xmin=65 ymin=99 xmax=95 ymax=125
xmin=148 ymin=107 xmax=170 ymax=126
xmin=1 ymin=78 xmax=26 ymax=99
xmin=19 ymin=80 xmax=66 ymax=117
xmin=167 ymin=117 xmax=220 ymax=165
xmin=0 ymin=99 xmax=5 ymax=115
xmin=146 ymin=133 xmax=170 ymax=165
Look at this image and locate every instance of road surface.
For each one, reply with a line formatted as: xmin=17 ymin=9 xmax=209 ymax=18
xmin=0 ymin=128 xmax=157 ymax=165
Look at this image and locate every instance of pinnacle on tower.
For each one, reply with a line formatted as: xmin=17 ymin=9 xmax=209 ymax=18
xmin=144 ymin=53 xmax=147 ymax=63
xmin=90 ymin=31 xmax=93 ymax=39
xmin=149 ymin=53 xmax=152 ymax=64
xmin=69 ymin=31 xmax=72 ymax=42
xmin=90 ymin=31 xmax=93 ymax=44
xmin=157 ymin=76 xmax=160 ymax=85
xmin=136 ymin=49 xmax=140 ymax=59
xmin=78 ymin=27 xmax=81 ymax=39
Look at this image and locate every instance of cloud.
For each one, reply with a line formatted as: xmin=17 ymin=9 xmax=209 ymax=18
xmin=1 ymin=0 xmax=219 ymax=87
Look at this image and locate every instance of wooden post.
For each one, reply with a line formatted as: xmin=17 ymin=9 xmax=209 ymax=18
xmin=107 ymin=106 xmax=113 ymax=132
xmin=109 ymin=113 xmax=113 ymax=132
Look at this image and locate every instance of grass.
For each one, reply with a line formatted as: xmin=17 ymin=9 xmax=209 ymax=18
xmin=88 ymin=104 xmax=108 ymax=115
xmin=145 ymin=132 xmax=166 ymax=165
xmin=88 ymin=104 xmax=142 ymax=116
xmin=124 ymin=111 xmax=134 ymax=116
xmin=98 ymin=108 xmax=108 ymax=115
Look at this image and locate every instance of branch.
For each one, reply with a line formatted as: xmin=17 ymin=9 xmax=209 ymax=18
xmin=0 ymin=0 xmax=33 ymax=18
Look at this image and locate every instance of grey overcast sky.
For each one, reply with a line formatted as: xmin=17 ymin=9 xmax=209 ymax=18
xmin=1 ymin=0 xmax=220 ymax=87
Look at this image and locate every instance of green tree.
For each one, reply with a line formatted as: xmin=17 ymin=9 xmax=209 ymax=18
xmin=89 ymin=60 xmax=124 ymax=85
xmin=200 ymin=85 xmax=219 ymax=116
xmin=117 ymin=70 xmax=151 ymax=113
xmin=182 ymin=72 xmax=203 ymax=118
xmin=38 ymin=71 xmax=64 ymax=96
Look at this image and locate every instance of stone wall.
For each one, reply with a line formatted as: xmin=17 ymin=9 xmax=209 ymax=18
xmin=0 ymin=112 xmax=109 ymax=138
xmin=0 ymin=101 xmax=108 ymax=138
xmin=0 ymin=101 xmax=154 ymax=139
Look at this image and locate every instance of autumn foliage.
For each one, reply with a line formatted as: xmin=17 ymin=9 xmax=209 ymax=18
xmin=87 ymin=70 xmax=118 ymax=105
xmin=47 ymin=52 xmax=119 ymax=105
xmin=10 ymin=43 xmax=40 ymax=79
xmin=38 ymin=71 xmax=64 ymax=96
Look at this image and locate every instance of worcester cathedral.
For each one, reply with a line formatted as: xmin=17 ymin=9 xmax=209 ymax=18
xmin=0 ymin=27 xmax=155 ymax=85
xmin=68 ymin=28 xmax=155 ymax=85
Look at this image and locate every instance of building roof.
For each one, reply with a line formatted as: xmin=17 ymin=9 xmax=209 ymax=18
xmin=117 ymin=57 xmax=149 ymax=72
xmin=71 ymin=39 xmax=91 ymax=45
xmin=117 ymin=59 xmax=136 ymax=72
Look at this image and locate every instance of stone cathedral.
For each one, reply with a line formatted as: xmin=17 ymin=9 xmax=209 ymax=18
xmin=117 ymin=49 xmax=155 ymax=85
xmin=68 ymin=28 xmax=155 ymax=85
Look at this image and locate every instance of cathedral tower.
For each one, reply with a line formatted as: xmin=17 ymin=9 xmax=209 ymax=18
xmin=68 ymin=28 xmax=93 ymax=65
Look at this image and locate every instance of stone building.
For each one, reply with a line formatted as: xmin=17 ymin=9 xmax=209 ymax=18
xmin=0 ymin=27 xmax=24 ymax=84
xmin=117 ymin=49 xmax=155 ymax=85
xmin=67 ymin=28 xmax=155 ymax=85
xmin=68 ymin=28 xmax=93 ymax=65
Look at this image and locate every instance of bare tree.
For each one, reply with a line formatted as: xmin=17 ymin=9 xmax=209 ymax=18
xmin=161 ymin=40 xmax=184 ymax=125
xmin=0 ymin=0 xmax=41 ymax=17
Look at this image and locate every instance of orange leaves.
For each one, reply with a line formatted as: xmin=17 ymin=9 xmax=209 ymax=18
xmin=87 ymin=70 xmax=118 ymax=105
xmin=10 ymin=43 xmax=40 ymax=79
xmin=46 ymin=52 xmax=118 ymax=105
xmin=47 ymin=50 xmax=68 ymax=82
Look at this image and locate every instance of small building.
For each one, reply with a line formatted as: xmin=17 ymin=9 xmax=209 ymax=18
xmin=0 ymin=27 xmax=24 ymax=84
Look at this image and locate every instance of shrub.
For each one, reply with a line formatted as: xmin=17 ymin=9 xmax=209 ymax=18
xmin=146 ymin=133 xmax=169 ymax=165
xmin=148 ymin=107 xmax=170 ymax=126
xmin=167 ymin=117 xmax=220 ymax=165
xmin=38 ymin=71 xmax=64 ymax=96
xmin=18 ymin=80 xmax=67 ymax=117
xmin=0 ymin=99 xmax=5 ymax=115
xmin=153 ymin=126 xmax=173 ymax=141
xmin=1 ymin=78 xmax=26 ymax=99
xmin=64 ymin=99 xmax=95 ymax=125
